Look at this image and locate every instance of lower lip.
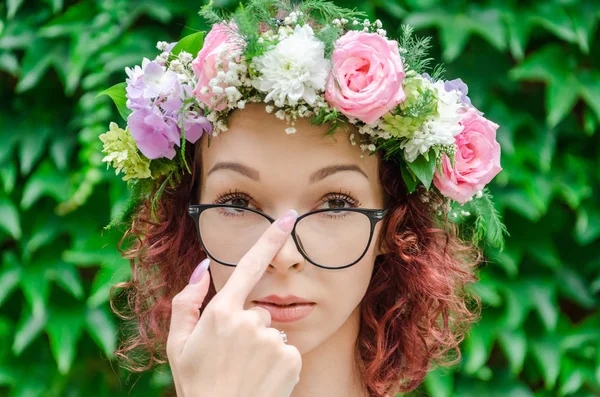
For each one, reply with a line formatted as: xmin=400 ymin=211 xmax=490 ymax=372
xmin=253 ymin=302 xmax=316 ymax=323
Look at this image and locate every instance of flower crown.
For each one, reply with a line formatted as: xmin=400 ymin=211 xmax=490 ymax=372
xmin=99 ymin=0 xmax=507 ymax=249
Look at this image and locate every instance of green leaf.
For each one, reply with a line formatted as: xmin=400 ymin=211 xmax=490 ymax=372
xmin=509 ymin=45 xmax=569 ymax=83
xmin=0 ymin=161 xmax=17 ymax=194
xmin=20 ymin=160 xmax=71 ymax=210
xmin=424 ymin=366 xmax=454 ymax=397
xmin=400 ymin=162 xmax=418 ymax=193
xmin=7 ymin=0 xmax=24 ymax=19
xmin=0 ymin=51 xmax=19 ymax=76
xmin=19 ymin=124 xmax=52 ymax=176
xmin=545 ymin=75 xmax=579 ymax=128
xmin=87 ymin=264 xmax=131 ymax=308
xmin=578 ymin=71 xmax=600 ymax=122
xmin=12 ymin=306 xmax=47 ymax=355
xmin=530 ymin=336 xmax=562 ymax=390
xmin=575 ymin=206 xmax=600 ymax=245
xmin=531 ymin=3 xmax=577 ymax=43
xmin=0 ymin=196 xmax=21 ymax=240
xmin=85 ymin=308 xmax=117 ymax=357
xmin=504 ymin=11 xmax=532 ymax=60
xmin=529 ymin=280 xmax=558 ymax=332
xmin=462 ymin=316 xmax=497 ymax=374
xmin=170 ymin=31 xmax=205 ymax=58
xmin=97 ymin=82 xmax=130 ymax=122
xmin=498 ymin=329 xmax=527 ymax=375
xmin=46 ymin=309 xmax=84 ymax=374
xmin=405 ymin=154 xmax=436 ymax=190
xmin=439 ymin=16 xmax=471 ymax=62
xmin=47 ymin=262 xmax=84 ymax=300
xmin=0 ymin=266 xmax=21 ymax=308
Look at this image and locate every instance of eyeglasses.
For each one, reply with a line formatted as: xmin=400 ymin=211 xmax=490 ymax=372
xmin=187 ymin=204 xmax=388 ymax=269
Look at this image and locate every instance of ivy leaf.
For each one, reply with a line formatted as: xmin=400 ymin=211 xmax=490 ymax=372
xmin=20 ymin=160 xmax=71 ymax=210
xmin=404 ymin=154 xmax=436 ymax=190
xmin=528 ymin=280 xmax=558 ymax=332
xmin=12 ymin=305 xmax=47 ymax=355
xmin=503 ymin=10 xmax=533 ymax=60
xmin=97 ymin=82 xmax=130 ymax=122
xmin=423 ymin=366 xmax=454 ymax=397
xmin=545 ymin=74 xmax=579 ymax=128
xmin=7 ymin=0 xmax=25 ymax=19
xmin=87 ymin=264 xmax=131 ymax=308
xmin=578 ymin=71 xmax=600 ymax=122
xmin=498 ymin=329 xmax=527 ymax=374
xmin=170 ymin=31 xmax=205 ymax=57
xmin=0 ymin=265 xmax=21 ymax=308
xmin=530 ymin=335 xmax=562 ymax=390
xmin=85 ymin=308 xmax=117 ymax=357
xmin=531 ymin=3 xmax=577 ymax=43
xmin=46 ymin=309 xmax=84 ymax=374
xmin=47 ymin=262 xmax=84 ymax=300
xmin=0 ymin=196 xmax=21 ymax=240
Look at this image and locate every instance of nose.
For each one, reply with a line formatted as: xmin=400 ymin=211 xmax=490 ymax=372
xmin=268 ymin=231 xmax=306 ymax=274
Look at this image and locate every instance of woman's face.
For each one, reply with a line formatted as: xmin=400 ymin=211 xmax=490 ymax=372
xmin=198 ymin=103 xmax=386 ymax=354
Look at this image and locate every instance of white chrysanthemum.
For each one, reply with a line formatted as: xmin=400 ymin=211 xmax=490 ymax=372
xmin=252 ymin=24 xmax=330 ymax=106
xmin=400 ymin=81 xmax=463 ymax=162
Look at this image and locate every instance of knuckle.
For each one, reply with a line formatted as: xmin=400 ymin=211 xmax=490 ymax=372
xmin=281 ymin=345 xmax=302 ymax=372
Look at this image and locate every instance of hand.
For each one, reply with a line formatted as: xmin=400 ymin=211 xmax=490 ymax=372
xmin=167 ymin=209 xmax=302 ymax=397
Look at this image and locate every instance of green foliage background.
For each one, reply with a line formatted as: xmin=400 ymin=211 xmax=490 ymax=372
xmin=1 ymin=0 xmax=599 ymax=396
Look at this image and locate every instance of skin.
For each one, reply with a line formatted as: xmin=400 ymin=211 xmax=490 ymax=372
xmin=168 ymin=103 xmax=386 ymax=397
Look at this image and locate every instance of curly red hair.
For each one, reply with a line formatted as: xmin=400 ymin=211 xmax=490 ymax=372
xmin=111 ymin=143 xmax=481 ymax=396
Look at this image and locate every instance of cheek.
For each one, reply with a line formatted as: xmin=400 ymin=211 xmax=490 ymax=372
xmin=208 ymin=265 xmax=235 ymax=292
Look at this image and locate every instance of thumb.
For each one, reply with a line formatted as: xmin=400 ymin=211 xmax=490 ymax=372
xmin=167 ymin=258 xmax=211 ymax=358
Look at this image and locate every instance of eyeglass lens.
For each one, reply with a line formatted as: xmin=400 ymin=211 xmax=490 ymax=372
xmin=198 ymin=207 xmax=372 ymax=268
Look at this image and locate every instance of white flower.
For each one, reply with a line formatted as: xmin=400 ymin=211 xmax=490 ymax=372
xmin=400 ymin=82 xmax=463 ymax=162
xmin=178 ymin=51 xmax=193 ymax=64
xmin=156 ymin=41 xmax=169 ymax=51
xmin=252 ymin=24 xmax=330 ymax=106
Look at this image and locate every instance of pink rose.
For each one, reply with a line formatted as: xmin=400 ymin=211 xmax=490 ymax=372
xmin=325 ymin=31 xmax=406 ymax=124
xmin=434 ymin=109 xmax=502 ymax=203
xmin=192 ymin=22 xmax=239 ymax=111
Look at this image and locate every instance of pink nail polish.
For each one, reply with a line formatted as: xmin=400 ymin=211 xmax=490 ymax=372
xmin=189 ymin=258 xmax=210 ymax=284
xmin=276 ymin=209 xmax=298 ymax=233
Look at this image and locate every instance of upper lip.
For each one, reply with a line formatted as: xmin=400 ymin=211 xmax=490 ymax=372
xmin=254 ymin=295 xmax=315 ymax=305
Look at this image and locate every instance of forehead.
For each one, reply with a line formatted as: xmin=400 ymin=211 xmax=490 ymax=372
xmin=198 ymin=104 xmax=378 ymax=180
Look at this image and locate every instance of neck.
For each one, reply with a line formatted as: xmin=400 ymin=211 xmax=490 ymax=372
xmin=291 ymin=305 xmax=367 ymax=397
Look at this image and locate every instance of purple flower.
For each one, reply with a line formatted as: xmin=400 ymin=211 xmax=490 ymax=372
xmin=421 ymin=72 xmax=434 ymax=83
xmin=128 ymin=108 xmax=180 ymax=160
xmin=444 ymin=78 xmax=472 ymax=107
xmin=183 ymin=110 xmax=212 ymax=143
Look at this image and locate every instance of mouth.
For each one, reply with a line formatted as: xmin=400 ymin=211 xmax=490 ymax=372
xmin=252 ymin=301 xmax=316 ymax=323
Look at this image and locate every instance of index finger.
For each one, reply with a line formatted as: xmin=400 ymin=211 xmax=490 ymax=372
xmin=218 ymin=209 xmax=298 ymax=307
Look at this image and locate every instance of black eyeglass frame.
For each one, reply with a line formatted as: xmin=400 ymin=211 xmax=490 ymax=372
xmin=187 ymin=204 xmax=388 ymax=270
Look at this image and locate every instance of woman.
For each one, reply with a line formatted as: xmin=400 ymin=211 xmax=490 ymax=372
xmin=103 ymin=1 xmax=504 ymax=396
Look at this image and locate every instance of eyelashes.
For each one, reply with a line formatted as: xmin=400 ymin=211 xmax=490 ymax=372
xmin=213 ymin=188 xmax=363 ymax=209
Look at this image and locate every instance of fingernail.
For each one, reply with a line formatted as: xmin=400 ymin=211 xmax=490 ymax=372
xmin=276 ymin=209 xmax=298 ymax=233
xmin=189 ymin=258 xmax=210 ymax=284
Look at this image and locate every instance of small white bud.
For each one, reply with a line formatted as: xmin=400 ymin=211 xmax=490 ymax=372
xmin=212 ymin=86 xmax=224 ymax=94
xmin=265 ymin=105 xmax=274 ymax=113
xmin=285 ymin=127 xmax=297 ymax=134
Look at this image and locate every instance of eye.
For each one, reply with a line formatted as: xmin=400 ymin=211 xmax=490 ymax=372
xmin=213 ymin=189 xmax=255 ymax=208
xmin=318 ymin=190 xmax=361 ymax=210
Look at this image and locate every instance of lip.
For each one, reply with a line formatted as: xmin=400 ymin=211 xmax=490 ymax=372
xmin=254 ymin=295 xmax=315 ymax=305
xmin=252 ymin=302 xmax=315 ymax=323
xmin=252 ymin=295 xmax=316 ymax=323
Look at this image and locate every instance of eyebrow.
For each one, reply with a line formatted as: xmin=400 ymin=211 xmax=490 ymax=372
xmin=206 ymin=162 xmax=369 ymax=183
